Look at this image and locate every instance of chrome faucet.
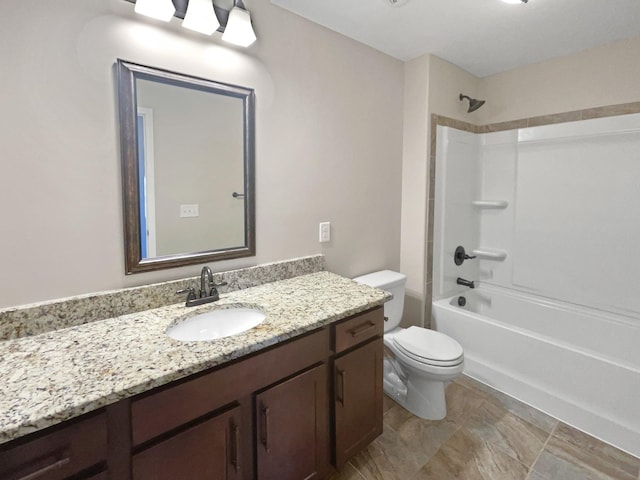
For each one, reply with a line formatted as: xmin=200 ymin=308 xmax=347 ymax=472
xmin=456 ymin=277 xmax=475 ymax=289
xmin=176 ymin=266 xmax=228 ymax=307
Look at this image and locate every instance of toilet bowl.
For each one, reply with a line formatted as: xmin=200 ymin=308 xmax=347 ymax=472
xmin=354 ymin=270 xmax=464 ymax=420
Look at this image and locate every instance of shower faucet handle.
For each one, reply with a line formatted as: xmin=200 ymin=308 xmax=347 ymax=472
xmin=454 ymin=246 xmax=477 ymax=266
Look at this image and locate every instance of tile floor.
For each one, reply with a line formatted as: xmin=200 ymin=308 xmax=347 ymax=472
xmin=329 ymin=375 xmax=640 ymax=480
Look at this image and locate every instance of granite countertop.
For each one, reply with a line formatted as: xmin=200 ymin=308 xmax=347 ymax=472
xmin=0 ymin=271 xmax=390 ymax=445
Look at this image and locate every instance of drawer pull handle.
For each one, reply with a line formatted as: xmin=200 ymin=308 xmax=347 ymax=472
xmin=15 ymin=456 xmax=70 ymax=480
xmin=349 ymin=322 xmax=376 ymax=338
xmin=336 ymin=368 xmax=346 ymax=406
xmin=231 ymin=423 xmax=241 ymax=472
xmin=260 ymin=406 xmax=270 ymax=453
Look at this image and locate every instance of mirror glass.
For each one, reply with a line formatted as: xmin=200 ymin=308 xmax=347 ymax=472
xmin=117 ymin=59 xmax=255 ymax=274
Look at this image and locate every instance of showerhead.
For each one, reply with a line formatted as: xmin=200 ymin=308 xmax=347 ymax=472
xmin=459 ymin=94 xmax=486 ymax=113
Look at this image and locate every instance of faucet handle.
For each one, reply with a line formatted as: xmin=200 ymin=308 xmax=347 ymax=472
xmin=208 ymin=282 xmax=227 ymax=297
xmin=176 ymin=287 xmax=197 ymax=301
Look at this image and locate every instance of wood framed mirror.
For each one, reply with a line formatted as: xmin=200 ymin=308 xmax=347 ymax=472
xmin=117 ymin=59 xmax=255 ymax=274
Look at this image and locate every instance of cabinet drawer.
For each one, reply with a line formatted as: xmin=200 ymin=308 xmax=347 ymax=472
xmin=333 ymin=308 xmax=383 ymax=354
xmin=0 ymin=412 xmax=107 ymax=480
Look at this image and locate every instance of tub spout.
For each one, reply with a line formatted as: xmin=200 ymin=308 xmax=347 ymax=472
xmin=457 ymin=277 xmax=475 ymax=289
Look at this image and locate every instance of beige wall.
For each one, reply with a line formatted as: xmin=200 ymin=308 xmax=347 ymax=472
xmin=0 ymin=0 xmax=404 ymax=308
xmin=478 ymin=35 xmax=640 ymax=124
xmin=399 ymin=55 xmax=430 ymax=327
xmin=400 ymin=54 xmax=480 ymax=326
xmin=428 ymin=55 xmax=480 ymax=123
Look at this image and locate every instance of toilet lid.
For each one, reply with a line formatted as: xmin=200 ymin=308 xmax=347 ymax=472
xmin=393 ymin=327 xmax=464 ymax=366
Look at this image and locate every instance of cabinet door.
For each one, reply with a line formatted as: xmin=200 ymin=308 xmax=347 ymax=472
xmin=256 ymin=364 xmax=328 ymax=480
xmin=334 ymin=339 xmax=383 ymax=468
xmin=132 ymin=406 xmax=242 ymax=480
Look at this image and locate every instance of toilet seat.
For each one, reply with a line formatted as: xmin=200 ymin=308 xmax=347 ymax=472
xmin=392 ymin=326 xmax=464 ymax=367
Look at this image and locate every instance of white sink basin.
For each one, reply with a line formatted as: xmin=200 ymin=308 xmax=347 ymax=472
xmin=167 ymin=307 xmax=266 ymax=342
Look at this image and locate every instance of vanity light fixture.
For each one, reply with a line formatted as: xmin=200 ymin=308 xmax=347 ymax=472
xmin=221 ymin=0 xmax=257 ymax=47
xmin=501 ymin=0 xmax=528 ymax=3
xmin=134 ymin=0 xmax=175 ymax=21
xmin=183 ymin=0 xmax=220 ymax=35
xmin=128 ymin=0 xmax=257 ymax=46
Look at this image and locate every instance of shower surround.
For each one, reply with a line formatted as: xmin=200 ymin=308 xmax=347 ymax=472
xmin=431 ymin=112 xmax=640 ymax=457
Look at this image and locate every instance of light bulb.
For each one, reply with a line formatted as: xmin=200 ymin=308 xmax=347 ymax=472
xmin=221 ymin=6 xmax=257 ymax=47
xmin=183 ymin=0 xmax=220 ymax=35
xmin=134 ymin=0 xmax=176 ymax=22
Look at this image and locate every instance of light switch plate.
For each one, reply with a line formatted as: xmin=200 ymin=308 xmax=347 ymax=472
xmin=180 ymin=204 xmax=199 ymax=218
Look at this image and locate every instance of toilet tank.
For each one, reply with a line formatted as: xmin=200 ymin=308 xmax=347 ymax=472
xmin=353 ymin=270 xmax=407 ymax=332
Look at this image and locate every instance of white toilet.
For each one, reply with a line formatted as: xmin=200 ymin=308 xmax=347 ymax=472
xmin=354 ymin=270 xmax=464 ymax=420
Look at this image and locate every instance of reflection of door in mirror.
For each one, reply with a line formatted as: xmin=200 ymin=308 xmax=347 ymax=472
xmin=136 ymin=79 xmax=245 ymax=258
xmin=137 ymin=108 xmax=156 ymax=258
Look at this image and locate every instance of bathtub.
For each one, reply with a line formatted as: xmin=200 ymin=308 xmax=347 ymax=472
xmin=432 ymin=285 xmax=640 ymax=458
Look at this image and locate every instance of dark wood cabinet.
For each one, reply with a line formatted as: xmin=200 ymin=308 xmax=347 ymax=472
xmin=127 ymin=327 xmax=331 ymax=480
xmin=132 ymin=405 xmax=242 ymax=480
xmin=256 ymin=364 xmax=328 ymax=480
xmin=333 ymin=339 xmax=383 ymax=468
xmin=0 ymin=412 xmax=107 ymax=480
xmin=2 ymin=307 xmax=385 ymax=480
xmin=331 ymin=307 xmax=384 ymax=469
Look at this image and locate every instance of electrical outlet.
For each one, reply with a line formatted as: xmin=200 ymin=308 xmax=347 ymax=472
xmin=319 ymin=222 xmax=331 ymax=243
xmin=180 ymin=204 xmax=199 ymax=218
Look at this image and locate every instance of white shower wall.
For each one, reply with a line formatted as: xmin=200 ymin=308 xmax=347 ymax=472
xmin=477 ymin=130 xmax=517 ymax=291
xmin=433 ymin=127 xmax=480 ymax=299
xmin=435 ymin=113 xmax=640 ymax=321
xmin=485 ymin=114 xmax=640 ymax=319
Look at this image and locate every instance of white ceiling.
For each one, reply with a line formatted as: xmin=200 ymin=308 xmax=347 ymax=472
xmin=270 ymin=0 xmax=640 ymax=78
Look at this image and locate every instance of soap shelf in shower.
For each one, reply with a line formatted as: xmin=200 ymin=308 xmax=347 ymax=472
xmin=472 ymin=248 xmax=507 ymax=261
xmin=472 ymin=200 xmax=508 ymax=209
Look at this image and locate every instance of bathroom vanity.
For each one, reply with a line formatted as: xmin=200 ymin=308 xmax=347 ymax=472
xmin=0 ymin=271 xmax=389 ymax=480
